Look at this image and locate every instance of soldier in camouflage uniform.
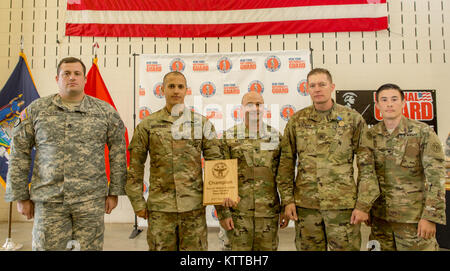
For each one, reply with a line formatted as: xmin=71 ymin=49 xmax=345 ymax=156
xmin=125 ymin=71 xmax=224 ymax=251
xmin=4 ymin=57 xmax=127 ymax=251
xmin=368 ymin=84 xmax=446 ymax=251
xmin=446 ymin=133 xmax=450 ymax=184
xmin=215 ymin=92 xmax=288 ymax=251
xmin=277 ymin=68 xmax=380 ymax=251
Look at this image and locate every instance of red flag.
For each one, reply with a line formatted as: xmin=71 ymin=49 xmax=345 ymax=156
xmin=66 ymin=0 xmax=388 ymax=38
xmin=84 ymin=57 xmax=130 ymax=182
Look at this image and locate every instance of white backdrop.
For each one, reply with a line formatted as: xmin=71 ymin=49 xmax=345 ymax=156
xmin=138 ymin=50 xmax=311 ymax=227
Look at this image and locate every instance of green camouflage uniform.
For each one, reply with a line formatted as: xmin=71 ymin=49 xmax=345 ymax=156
xmin=5 ymin=94 xmax=127 ymax=251
xmin=125 ymin=107 xmax=224 ymax=251
xmin=276 ymin=101 xmax=379 ymax=251
xmin=369 ymin=116 xmax=446 ymax=251
xmin=446 ymin=133 xmax=449 ymax=186
xmin=215 ymin=123 xmax=281 ymax=251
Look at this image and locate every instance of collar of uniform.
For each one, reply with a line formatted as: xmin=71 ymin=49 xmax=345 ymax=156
xmin=239 ymin=122 xmax=272 ymax=139
xmin=308 ymin=99 xmax=338 ymax=122
xmin=162 ymin=105 xmax=195 ymax=124
xmin=78 ymin=95 xmax=90 ymax=113
xmin=52 ymin=93 xmax=89 ymax=113
xmin=373 ymin=121 xmax=387 ymax=136
xmin=377 ymin=115 xmax=409 ymax=136
xmin=395 ymin=115 xmax=410 ymax=136
xmin=162 ymin=106 xmax=182 ymax=123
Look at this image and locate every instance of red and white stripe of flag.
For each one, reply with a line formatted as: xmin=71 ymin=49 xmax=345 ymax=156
xmin=418 ymin=92 xmax=432 ymax=102
xmin=65 ymin=0 xmax=388 ymax=37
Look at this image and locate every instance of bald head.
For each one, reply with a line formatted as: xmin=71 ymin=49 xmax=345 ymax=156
xmin=242 ymin=91 xmax=264 ymax=106
xmin=242 ymin=91 xmax=264 ymax=131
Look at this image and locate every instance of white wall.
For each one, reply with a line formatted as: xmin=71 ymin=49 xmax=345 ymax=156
xmin=1 ymin=0 xmax=449 ymax=222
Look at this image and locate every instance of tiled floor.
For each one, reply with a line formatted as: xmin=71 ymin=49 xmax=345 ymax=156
xmin=0 ymin=222 xmax=375 ymax=251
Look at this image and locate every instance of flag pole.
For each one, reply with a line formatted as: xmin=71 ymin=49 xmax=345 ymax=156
xmin=93 ymin=42 xmax=99 ymax=60
xmin=0 ymin=202 xmax=22 ymax=251
xmin=1 ymin=37 xmax=25 ymax=251
xmin=129 ymin=53 xmax=142 ymax=239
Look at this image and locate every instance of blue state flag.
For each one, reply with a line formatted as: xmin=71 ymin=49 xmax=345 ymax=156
xmin=0 ymin=52 xmax=40 ymax=189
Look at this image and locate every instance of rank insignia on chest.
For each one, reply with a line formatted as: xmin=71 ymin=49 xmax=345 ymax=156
xmin=336 ymin=116 xmax=345 ymax=127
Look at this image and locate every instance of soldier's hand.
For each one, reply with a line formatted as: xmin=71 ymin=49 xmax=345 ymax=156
xmin=222 ymin=197 xmax=241 ymax=208
xmin=417 ymin=219 xmax=436 ymax=239
xmin=105 ymin=195 xmax=119 ymax=214
xmin=279 ymin=213 xmax=289 ymax=229
xmin=136 ymin=209 xmax=149 ymax=219
xmin=284 ymin=203 xmax=298 ymax=221
xmin=17 ymin=200 xmax=34 ymax=220
xmin=219 ymin=218 xmax=234 ymax=231
xmin=350 ymin=209 xmax=369 ymax=224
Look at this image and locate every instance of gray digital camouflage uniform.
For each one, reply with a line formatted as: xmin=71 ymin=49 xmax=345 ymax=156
xmin=276 ymin=101 xmax=380 ymax=251
xmin=215 ymin=123 xmax=281 ymax=251
xmin=125 ymin=107 xmax=224 ymax=251
xmin=5 ymin=94 xmax=127 ymax=250
xmin=369 ymin=116 xmax=446 ymax=251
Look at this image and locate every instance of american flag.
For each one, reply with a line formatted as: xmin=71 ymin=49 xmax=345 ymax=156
xmin=65 ymin=0 xmax=388 ymax=38
xmin=418 ymin=92 xmax=433 ymax=102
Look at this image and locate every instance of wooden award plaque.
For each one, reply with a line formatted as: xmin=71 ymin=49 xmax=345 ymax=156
xmin=203 ymin=159 xmax=238 ymax=205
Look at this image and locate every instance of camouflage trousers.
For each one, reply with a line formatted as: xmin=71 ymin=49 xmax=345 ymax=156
xmin=32 ymin=197 xmax=105 ymax=251
xmin=147 ymin=208 xmax=208 ymax=251
xmin=295 ymin=207 xmax=361 ymax=251
xmin=225 ymin=215 xmax=279 ymax=251
xmin=369 ymin=216 xmax=439 ymax=251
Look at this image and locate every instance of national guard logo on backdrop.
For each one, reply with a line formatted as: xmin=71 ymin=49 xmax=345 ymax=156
xmin=231 ymin=105 xmax=244 ymax=122
xmin=146 ymin=61 xmax=162 ymax=72
xmin=336 ymin=90 xmax=438 ymax=133
xmin=169 ymin=58 xmax=186 ymax=72
xmin=193 ymin=60 xmax=209 ymax=72
xmin=139 ymin=86 xmax=146 ymax=96
xmin=280 ymin=105 xmax=296 ymax=121
xmin=297 ymin=80 xmax=309 ymax=96
xmin=248 ymin=80 xmax=264 ymax=94
xmin=200 ymin=82 xmax=216 ymax=98
xmin=223 ymin=83 xmax=240 ymax=95
xmin=217 ymin=57 xmax=232 ymax=73
xmin=272 ymin=82 xmax=289 ymax=94
xmin=153 ymin=82 xmax=164 ymax=98
xmin=240 ymin=58 xmax=256 ymax=70
xmin=265 ymin=55 xmax=281 ymax=72
xmin=139 ymin=106 xmax=152 ymax=120
xmin=288 ymin=57 xmax=306 ymax=69
xmin=374 ymin=91 xmax=434 ymax=121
